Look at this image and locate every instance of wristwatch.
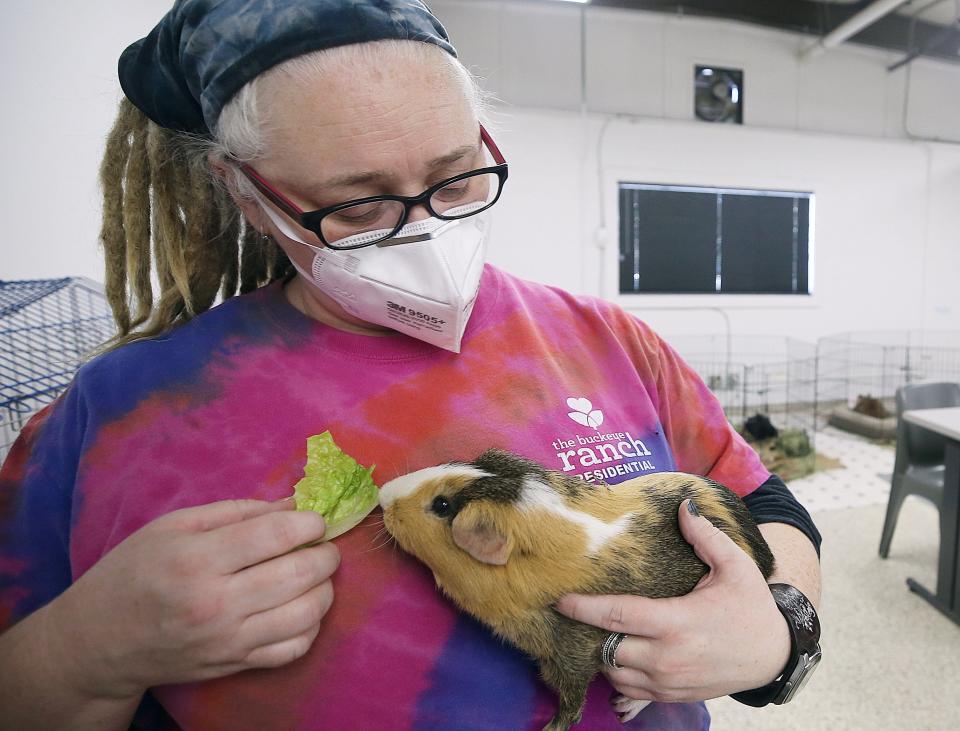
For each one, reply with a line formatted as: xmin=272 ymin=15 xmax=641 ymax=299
xmin=730 ymin=584 xmax=822 ymax=707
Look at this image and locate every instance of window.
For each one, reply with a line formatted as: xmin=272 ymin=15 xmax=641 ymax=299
xmin=618 ymin=183 xmax=813 ymax=295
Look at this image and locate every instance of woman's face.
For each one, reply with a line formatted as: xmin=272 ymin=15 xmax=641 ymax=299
xmin=251 ymin=52 xmax=482 ymax=262
xmin=238 ymin=50 xmax=485 ymax=333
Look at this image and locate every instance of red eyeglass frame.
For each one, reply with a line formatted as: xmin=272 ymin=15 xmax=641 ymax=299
xmin=239 ymin=124 xmax=508 ymax=249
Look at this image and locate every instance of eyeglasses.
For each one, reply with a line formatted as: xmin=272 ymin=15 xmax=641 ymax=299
xmin=239 ymin=125 xmax=508 ymax=251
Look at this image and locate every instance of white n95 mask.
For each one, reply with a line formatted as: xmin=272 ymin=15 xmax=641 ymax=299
xmin=256 ymin=195 xmax=489 ymax=353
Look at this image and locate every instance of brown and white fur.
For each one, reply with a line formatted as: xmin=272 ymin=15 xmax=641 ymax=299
xmin=379 ymin=449 xmax=775 ymax=731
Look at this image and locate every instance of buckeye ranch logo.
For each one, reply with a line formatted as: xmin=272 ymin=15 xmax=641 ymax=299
xmin=566 ymin=397 xmax=604 ymax=428
xmin=552 ymin=395 xmax=656 ymax=482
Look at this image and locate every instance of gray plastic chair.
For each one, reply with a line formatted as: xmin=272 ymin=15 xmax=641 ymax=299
xmin=879 ymin=381 xmax=960 ymax=558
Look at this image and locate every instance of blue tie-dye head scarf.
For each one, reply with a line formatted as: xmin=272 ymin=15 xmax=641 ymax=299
xmin=118 ymin=0 xmax=456 ymax=134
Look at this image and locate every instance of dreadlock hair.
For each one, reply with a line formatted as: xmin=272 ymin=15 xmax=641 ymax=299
xmin=98 ymin=99 xmax=292 ymax=351
xmin=97 ymin=40 xmax=489 ymax=352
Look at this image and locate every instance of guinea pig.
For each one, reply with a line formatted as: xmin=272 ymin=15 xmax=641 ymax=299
xmin=379 ymin=449 xmax=775 ymax=731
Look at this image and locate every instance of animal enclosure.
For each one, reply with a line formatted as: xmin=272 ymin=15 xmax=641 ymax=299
xmin=0 ymin=278 xmax=115 ymax=460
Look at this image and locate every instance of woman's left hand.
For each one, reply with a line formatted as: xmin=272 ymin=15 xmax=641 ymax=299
xmin=555 ymin=499 xmax=791 ymax=704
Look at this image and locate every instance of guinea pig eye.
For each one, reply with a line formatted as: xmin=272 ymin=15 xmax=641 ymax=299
xmin=430 ymin=495 xmax=453 ymax=517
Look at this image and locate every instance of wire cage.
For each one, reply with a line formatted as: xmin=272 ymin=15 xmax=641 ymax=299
xmin=667 ymin=330 xmax=960 ymax=446
xmin=668 ymin=335 xmax=819 ymax=442
xmin=0 ymin=278 xmax=116 ymax=461
xmin=815 ymin=330 xmax=960 ymax=425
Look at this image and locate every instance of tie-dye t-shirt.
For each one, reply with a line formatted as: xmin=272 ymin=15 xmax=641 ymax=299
xmin=0 ymin=265 xmax=770 ymax=730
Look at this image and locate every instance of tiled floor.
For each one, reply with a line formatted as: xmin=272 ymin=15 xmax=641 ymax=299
xmin=789 ymin=426 xmax=895 ymax=512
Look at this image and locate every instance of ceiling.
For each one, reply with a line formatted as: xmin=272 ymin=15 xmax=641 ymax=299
xmin=582 ymin=0 xmax=960 ymax=65
xmin=831 ymin=0 xmax=958 ymax=26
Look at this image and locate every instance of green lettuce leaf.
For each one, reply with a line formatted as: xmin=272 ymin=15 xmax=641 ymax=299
xmin=293 ymin=431 xmax=378 ymax=541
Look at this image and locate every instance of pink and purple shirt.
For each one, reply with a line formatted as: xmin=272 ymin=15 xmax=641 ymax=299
xmin=0 ymin=265 xmax=769 ymax=730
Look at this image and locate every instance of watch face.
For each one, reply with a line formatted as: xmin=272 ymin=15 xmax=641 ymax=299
xmin=781 ymin=649 xmax=822 ymax=704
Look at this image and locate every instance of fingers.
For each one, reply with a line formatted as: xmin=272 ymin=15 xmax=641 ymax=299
xmin=240 ymin=581 xmax=334 ymax=653
xmin=605 ymin=664 xmax=655 ymax=693
xmin=678 ymin=499 xmax=748 ymax=574
xmin=205 ymin=510 xmax=328 ymax=573
xmin=600 ymin=635 xmax=658 ymax=697
xmin=610 ymin=684 xmax=656 ymax=704
xmin=242 ymin=627 xmax=322 ymax=670
xmin=603 ymin=632 xmax=726 ymax=703
xmin=606 ymin=669 xmax=697 ymax=704
xmin=610 ymin=634 xmax=657 ymax=675
xmin=607 ymin=679 xmax=708 ymax=705
xmin=554 ymin=594 xmax=678 ymax=638
xmin=610 ymin=694 xmax=651 ymax=723
xmin=230 ymin=542 xmax=341 ymax=616
xmin=171 ymin=496 xmax=296 ymax=532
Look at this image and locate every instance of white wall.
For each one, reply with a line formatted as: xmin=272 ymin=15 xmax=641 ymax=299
xmin=488 ymin=108 xmax=959 ymax=340
xmin=431 ymin=0 xmax=960 ymax=338
xmin=1 ymin=0 xmax=958 ymax=341
xmin=0 ymin=0 xmax=172 ymax=282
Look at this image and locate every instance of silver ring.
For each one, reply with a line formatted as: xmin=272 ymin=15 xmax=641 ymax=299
xmin=601 ymin=631 xmax=627 ymax=669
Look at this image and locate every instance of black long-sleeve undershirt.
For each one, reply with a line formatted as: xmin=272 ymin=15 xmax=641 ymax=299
xmin=743 ymin=474 xmax=822 ymax=557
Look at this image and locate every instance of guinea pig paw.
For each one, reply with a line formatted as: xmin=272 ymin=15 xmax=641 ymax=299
xmin=611 ymin=695 xmax=650 ymax=723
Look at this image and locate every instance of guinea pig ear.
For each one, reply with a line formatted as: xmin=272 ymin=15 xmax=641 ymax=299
xmin=451 ymin=503 xmax=514 ymax=565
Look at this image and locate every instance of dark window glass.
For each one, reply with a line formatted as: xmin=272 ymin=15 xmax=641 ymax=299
xmin=618 ymin=184 xmax=813 ymax=295
xmin=618 ymin=188 xmax=717 ymax=293
xmin=795 ymin=197 xmax=810 ymax=295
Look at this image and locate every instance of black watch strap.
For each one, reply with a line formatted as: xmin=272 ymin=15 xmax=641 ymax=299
xmin=730 ymin=584 xmax=821 ymax=707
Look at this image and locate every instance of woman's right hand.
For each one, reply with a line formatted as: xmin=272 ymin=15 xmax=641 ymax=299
xmin=47 ymin=498 xmax=339 ymax=702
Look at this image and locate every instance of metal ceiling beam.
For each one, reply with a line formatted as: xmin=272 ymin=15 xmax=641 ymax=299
xmin=888 ymin=17 xmax=960 ymax=70
xmin=585 ymin=0 xmax=960 ymax=65
xmin=800 ymin=0 xmax=910 ymax=59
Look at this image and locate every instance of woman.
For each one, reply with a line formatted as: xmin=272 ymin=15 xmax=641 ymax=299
xmin=0 ymin=1 xmax=821 ymax=729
